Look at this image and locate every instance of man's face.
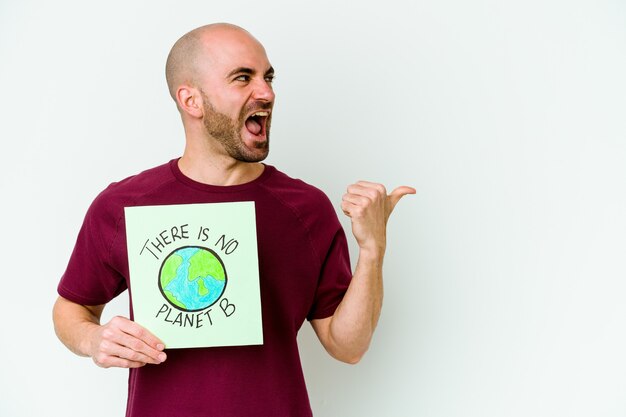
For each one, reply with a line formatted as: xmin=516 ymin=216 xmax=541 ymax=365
xmin=196 ymin=32 xmax=275 ymax=162
xmin=200 ymin=89 xmax=272 ymax=162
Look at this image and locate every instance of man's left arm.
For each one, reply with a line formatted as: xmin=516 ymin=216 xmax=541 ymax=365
xmin=311 ymin=181 xmax=415 ymax=364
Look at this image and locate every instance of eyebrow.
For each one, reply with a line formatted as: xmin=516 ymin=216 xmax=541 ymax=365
xmin=226 ymin=66 xmax=275 ymax=79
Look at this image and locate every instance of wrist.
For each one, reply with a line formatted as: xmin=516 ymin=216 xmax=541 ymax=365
xmin=78 ymin=322 xmax=101 ymax=358
xmin=358 ymin=245 xmax=385 ymax=263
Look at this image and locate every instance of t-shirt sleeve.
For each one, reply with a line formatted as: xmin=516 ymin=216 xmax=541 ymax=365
xmin=57 ymin=194 xmax=127 ymax=306
xmin=306 ymin=217 xmax=352 ymax=321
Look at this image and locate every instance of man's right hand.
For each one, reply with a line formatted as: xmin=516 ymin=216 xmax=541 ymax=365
xmin=53 ymin=296 xmax=167 ymax=369
xmin=87 ymin=315 xmax=167 ymax=368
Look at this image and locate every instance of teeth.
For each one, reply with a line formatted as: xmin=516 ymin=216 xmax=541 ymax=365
xmin=252 ymin=111 xmax=269 ymax=117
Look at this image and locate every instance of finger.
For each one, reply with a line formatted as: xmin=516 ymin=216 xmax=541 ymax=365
xmin=341 ymin=200 xmax=355 ymax=217
xmin=111 ymin=342 xmax=164 ymax=365
xmin=108 ymin=330 xmax=167 ymax=364
xmin=93 ymin=353 xmax=147 ymax=369
xmin=342 ymin=192 xmax=371 ymax=207
xmin=113 ymin=316 xmax=165 ymax=350
xmin=109 ymin=358 xmax=147 ymax=369
xmin=387 ymin=186 xmax=416 ymax=212
xmin=354 ymin=181 xmax=387 ymax=195
xmin=109 ymin=333 xmax=167 ymax=364
xmin=342 ymin=200 xmax=368 ymax=219
xmin=347 ymin=183 xmax=381 ymax=199
xmin=107 ymin=317 xmax=166 ymax=362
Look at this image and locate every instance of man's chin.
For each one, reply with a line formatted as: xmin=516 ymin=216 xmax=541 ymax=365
xmin=237 ymin=132 xmax=269 ymax=162
xmin=246 ymin=149 xmax=269 ymax=163
xmin=233 ymin=144 xmax=269 ymax=163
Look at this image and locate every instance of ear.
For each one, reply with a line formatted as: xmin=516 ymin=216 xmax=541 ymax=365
xmin=176 ymin=85 xmax=203 ymax=118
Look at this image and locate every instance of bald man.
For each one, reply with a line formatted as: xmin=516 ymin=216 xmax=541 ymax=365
xmin=53 ymin=23 xmax=414 ymax=417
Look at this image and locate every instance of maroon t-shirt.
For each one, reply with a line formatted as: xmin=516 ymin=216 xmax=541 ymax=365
xmin=58 ymin=160 xmax=352 ymax=417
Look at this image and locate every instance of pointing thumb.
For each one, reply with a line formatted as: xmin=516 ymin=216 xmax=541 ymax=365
xmin=387 ymin=186 xmax=416 ymax=213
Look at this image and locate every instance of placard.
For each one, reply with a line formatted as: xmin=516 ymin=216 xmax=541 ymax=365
xmin=124 ymin=202 xmax=263 ymax=349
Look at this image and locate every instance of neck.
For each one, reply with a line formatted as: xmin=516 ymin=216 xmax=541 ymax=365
xmin=178 ymin=150 xmax=265 ymax=186
xmin=178 ymin=119 xmax=267 ymax=186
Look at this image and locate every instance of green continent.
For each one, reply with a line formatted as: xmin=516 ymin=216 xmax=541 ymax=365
xmin=197 ymin=278 xmax=209 ymax=296
xmin=163 ymin=290 xmax=186 ymax=309
xmin=188 ymin=250 xmax=225 ymax=281
xmin=161 ymin=254 xmax=183 ymax=287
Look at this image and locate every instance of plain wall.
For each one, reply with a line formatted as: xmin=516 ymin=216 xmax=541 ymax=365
xmin=1 ymin=0 xmax=625 ymax=416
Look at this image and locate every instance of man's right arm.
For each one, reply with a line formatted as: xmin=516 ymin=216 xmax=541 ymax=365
xmin=52 ymin=296 xmax=167 ymax=368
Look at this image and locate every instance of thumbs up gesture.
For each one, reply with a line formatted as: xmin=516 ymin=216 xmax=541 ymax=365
xmin=341 ymin=181 xmax=416 ymax=254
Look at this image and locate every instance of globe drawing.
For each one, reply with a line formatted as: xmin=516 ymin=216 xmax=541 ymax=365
xmin=158 ymin=246 xmax=227 ymax=312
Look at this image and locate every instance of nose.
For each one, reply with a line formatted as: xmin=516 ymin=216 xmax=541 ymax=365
xmin=252 ymin=77 xmax=275 ymax=102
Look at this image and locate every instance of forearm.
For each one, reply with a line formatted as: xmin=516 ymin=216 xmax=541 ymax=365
xmin=52 ymin=296 xmax=103 ymax=358
xmin=314 ymin=181 xmax=413 ymax=363
xmin=54 ymin=295 xmax=166 ymax=368
xmin=321 ymin=248 xmax=385 ymax=363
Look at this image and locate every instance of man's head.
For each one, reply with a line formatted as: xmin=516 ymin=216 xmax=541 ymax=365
xmin=166 ymin=23 xmax=275 ymax=162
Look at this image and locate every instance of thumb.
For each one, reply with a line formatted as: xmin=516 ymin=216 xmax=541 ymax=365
xmin=387 ymin=186 xmax=416 ymax=213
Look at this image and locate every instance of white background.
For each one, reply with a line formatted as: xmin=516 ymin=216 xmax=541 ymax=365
xmin=1 ymin=1 xmax=625 ymax=416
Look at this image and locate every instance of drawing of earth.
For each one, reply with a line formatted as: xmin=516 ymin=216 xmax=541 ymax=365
xmin=158 ymin=246 xmax=227 ymax=312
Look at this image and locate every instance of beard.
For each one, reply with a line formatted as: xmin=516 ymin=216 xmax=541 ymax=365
xmin=200 ymin=90 xmax=270 ymax=163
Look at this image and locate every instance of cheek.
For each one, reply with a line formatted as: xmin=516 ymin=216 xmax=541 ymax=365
xmin=207 ymin=90 xmax=244 ymax=114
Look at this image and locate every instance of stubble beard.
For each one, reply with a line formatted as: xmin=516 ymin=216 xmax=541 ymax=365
xmin=200 ymin=90 xmax=270 ymax=163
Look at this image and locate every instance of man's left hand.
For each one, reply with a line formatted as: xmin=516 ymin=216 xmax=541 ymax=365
xmin=341 ymin=181 xmax=416 ymax=254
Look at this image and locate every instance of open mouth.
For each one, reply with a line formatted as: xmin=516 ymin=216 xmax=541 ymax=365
xmin=244 ymin=111 xmax=270 ymax=137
